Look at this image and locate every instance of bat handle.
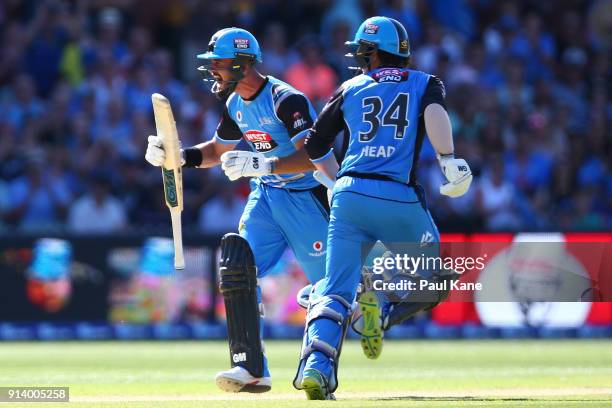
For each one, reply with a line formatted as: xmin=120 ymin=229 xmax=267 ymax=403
xmin=170 ymin=208 xmax=185 ymax=270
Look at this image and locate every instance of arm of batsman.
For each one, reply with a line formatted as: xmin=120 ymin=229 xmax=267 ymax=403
xmin=437 ymin=155 xmax=473 ymax=198
xmin=220 ymin=150 xmax=273 ymax=181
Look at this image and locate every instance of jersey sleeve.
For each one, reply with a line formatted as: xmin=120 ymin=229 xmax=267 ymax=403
xmin=304 ymin=87 xmax=344 ymax=162
xmin=419 ymin=75 xmax=447 ymax=115
xmin=213 ymin=105 xmax=242 ymax=144
xmin=275 ymin=93 xmax=315 ymax=144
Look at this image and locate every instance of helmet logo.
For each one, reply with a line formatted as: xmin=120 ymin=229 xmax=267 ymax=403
xmin=400 ymin=40 xmax=409 ymax=52
xmin=233 ymin=38 xmax=250 ymax=49
xmin=364 ymin=24 xmax=379 ymax=34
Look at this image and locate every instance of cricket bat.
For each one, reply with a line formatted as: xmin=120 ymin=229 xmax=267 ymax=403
xmin=151 ymin=93 xmax=185 ymax=270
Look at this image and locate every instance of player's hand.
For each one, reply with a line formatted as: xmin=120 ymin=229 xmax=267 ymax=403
xmin=145 ymin=135 xmax=166 ymax=167
xmin=437 ymin=154 xmax=472 ymax=198
xmin=146 ymin=135 xmax=186 ymax=167
xmin=313 ymin=170 xmax=334 ymax=205
xmin=220 ymin=151 xmax=273 ymax=181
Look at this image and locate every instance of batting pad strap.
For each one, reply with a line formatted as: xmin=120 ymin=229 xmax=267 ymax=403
xmin=327 ymin=294 xmax=352 ymax=310
xmin=301 ymin=339 xmax=337 ymax=360
xmin=307 ymin=301 xmax=344 ymax=326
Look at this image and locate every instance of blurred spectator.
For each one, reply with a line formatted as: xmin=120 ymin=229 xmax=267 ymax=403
xmin=6 ymin=160 xmax=71 ymax=232
xmin=259 ymin=23 xmax=298 ymax=79
xmin=198 ymin=184 xmax=246 ymax=234
xmin=477 ymin=158 xmax=521 ymax=231
xmin=67 ymin=176 xmax=127 ymax=234
xmin=3 ymin=74 xmax=45 ymax=130
xmin=285 ymin=37 xmax=338 ymax=107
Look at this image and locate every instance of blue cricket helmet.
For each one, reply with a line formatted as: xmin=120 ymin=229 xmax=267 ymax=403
xmin=345 ymin=16 xmax=410 ymax=69
xmin=197 ymin=27 xmax=262 ymax=63
xmin=196 ymin=27 xmax=262 ymax=99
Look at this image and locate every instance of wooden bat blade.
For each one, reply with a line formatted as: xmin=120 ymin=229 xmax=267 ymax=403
xmin=152 ymin=93 xmax=184 ymax=270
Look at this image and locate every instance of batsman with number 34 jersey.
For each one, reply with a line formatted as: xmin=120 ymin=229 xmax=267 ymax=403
xmin=294 ymin=16 xmax=473 ymax=400
xmin=145 ymin=27 xmax=329 ymax=393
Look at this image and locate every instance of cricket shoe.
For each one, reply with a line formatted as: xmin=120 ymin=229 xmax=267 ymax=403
xmin=353 ymin=291 xmax=384 ymax=359
xmin=215 ymin=366 xmax=271 ymax=393
xmin=300 ymin=369 xmax=335 ymax=400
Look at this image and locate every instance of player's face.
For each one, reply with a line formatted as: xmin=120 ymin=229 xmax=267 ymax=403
xmin=209 ymin=59 xmax=235 ymax=84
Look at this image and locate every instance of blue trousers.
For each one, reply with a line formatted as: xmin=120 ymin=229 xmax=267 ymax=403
xmin=238 ymin=180 xmax=329 ymax=377
xmin=305 ymin=176 xmax=440 ymax=378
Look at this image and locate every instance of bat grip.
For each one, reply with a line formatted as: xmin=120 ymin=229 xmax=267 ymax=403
xmin=170 ymin=208 xmax=185 ymax=269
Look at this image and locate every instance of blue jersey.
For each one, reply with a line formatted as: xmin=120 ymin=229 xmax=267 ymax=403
xmin=214 ymin=76 xmax=319 ymax=190
xmin=304 ymin=68 xmax=446 ymax=185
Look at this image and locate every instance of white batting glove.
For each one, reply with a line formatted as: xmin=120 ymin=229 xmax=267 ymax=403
xmin=220 ymin=150 xmax=273 ymax=181
xmin=437 ymin=154 xmax=472 ymax=198
xmin=145 ymin=135 xmax=185 ymax=167
xmin=145 ymin=135 xmax=166 ymax=166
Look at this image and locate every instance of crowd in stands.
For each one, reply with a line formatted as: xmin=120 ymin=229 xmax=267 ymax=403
xmin=0 ymin=0 xmax=609 ymax=234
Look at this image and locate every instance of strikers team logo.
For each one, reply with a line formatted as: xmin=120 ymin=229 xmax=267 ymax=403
xmin=364 ymin=23 xmax=379 ymax=34
xmin=233 ymin=38 xmax=250 ymax=49
xmin=244 ymin=130 xmax=278 ymax=152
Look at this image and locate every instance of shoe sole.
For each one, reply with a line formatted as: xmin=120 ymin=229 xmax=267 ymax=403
xmin=215 ymin=376 xmax=271 ymax=393
xmin=358 ymin=291 xmax=383 ymax=359
xmin=301 ymin=376 xmax=326 ymax=400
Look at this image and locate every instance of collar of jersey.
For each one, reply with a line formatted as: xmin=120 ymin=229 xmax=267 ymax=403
xmin=241 ymin=76 xmax=270 ymax=102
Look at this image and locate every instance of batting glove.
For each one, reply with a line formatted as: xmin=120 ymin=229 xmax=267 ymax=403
xmin=220 ymin=151 xmax=274 ymax=181
xmin=145 ymin=135 xmax=166 ymax=166
xmin=437 ymin=154 xmax=472 ymax=198
xmin=145 ymin=135 xmax=185 ymax=167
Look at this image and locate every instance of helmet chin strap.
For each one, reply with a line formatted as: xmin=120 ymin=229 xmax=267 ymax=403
xmin=211 ymin=78 xmax=239 ymax=100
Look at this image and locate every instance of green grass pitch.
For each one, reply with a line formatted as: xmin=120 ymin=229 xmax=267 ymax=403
xmin=1 ymin=340 xmax=611 ymax=407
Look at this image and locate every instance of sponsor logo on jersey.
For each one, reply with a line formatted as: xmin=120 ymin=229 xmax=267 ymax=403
xmin=372 ymin=68 xmax=409 ymax=83
xmin=364 ymin=23 xmax=379 ymax=34
xmin=236 ymin=110 xmax=242 ymax=121
xmin=292 ymin=111 xmax=307 ymax=129
xmin=233 ymin=38 xmax=250 ymax=49
xmin=244 ymin=130 xmax=278 ymax=152
xmin=308 ymin=242 xmax=326 ymax=257
xmin=259 ymin=116 xmax=273 ymax=126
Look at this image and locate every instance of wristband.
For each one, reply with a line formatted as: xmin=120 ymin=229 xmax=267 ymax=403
xmin=183 ymin=147 xmax=203 ymax=168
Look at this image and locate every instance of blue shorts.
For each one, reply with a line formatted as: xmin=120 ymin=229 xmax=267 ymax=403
xmin=320 ymin=176 xmax=440 ymax=303
xmin=239 ymin=180 xmax=329 ymax=283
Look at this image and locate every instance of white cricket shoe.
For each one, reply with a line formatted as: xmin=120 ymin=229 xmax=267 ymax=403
xmin=215 ymin=366 xmax=272 ymax=393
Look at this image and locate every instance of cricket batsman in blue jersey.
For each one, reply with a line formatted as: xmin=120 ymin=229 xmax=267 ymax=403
xmin=293 ymin=16 xmax=473 ymax=399
xmin=145 ymin=27 xmax=330 ymax=393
